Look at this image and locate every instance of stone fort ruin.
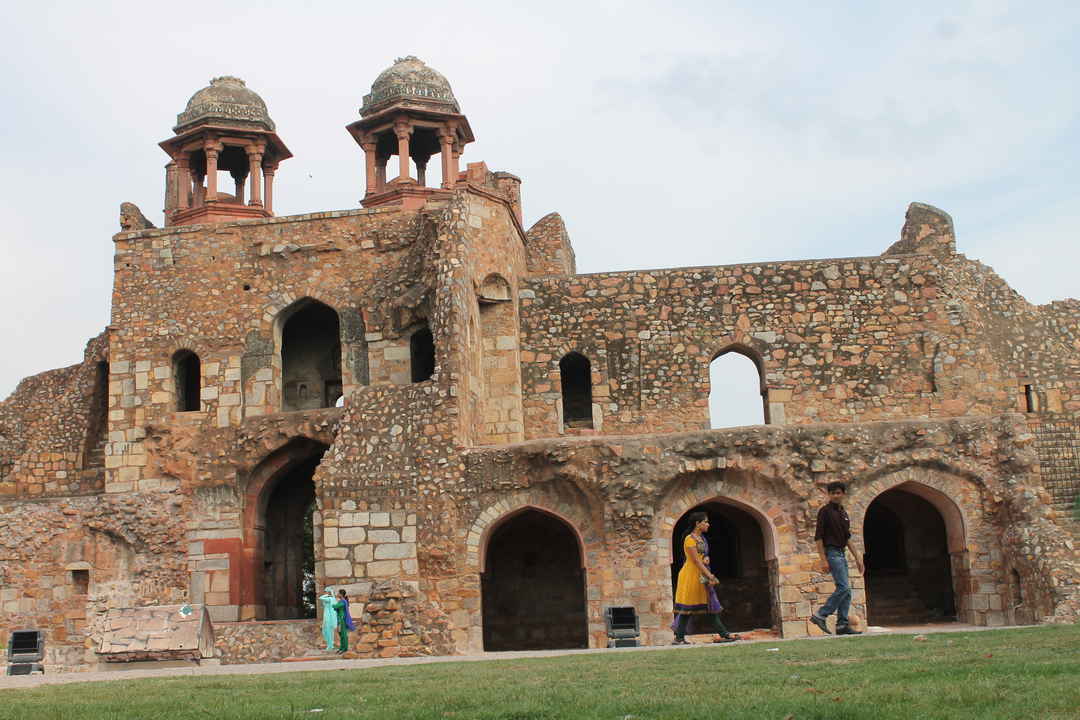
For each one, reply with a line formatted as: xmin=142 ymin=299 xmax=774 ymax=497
xmin=1 ymin=57 xmax=1078 ymax=670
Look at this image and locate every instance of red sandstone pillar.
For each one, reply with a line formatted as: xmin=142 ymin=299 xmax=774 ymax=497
xmin=451 ymin=145 xmax=461 ymax=185
xmin=376 ymin=155 xmax=388 ymax=189
xmin=164 ymin=161 xmax=177 ymax=213
xmin=395 ymin=120 xmax=411 ymax=182
xmin=193 ymin=170 xmax=206 ymax=207
xmin=362 ymin=140 xmax=377 ymax=195
xmin=416 ymin=157 xmax=428 ymax=186
xmin=232 ymin=169 xmax=246 ymax=205
xmin=439 ymin=130 xmax=454 ymax=188
xmin=204 ymin=143 xmax=220 ymax=202
xmin=175 ymin=155 xmax=191 ymax=209
xmin=263 ymin=162 xmax=277 ymax=214
xmin=247 ymin=145 xmax=264 ymax=206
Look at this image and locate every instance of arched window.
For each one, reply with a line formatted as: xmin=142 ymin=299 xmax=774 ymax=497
xmin=560 ymin=352 xmax=593 ymax=428
xmin=410 ymin=325 xmax=435 ymax=382
xmin=280 ymin=299 xmax=342 ymax=411
xmin=173 ymin=350 xmax=201 ymax=412
xmin=708 ymin=348 xmax=768 ymax=428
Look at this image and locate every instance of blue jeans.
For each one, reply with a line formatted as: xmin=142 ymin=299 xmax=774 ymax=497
xmin=817 ymin=547 xmax=851 ymax=627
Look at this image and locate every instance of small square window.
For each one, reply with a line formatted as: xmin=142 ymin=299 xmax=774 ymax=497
xmin=72 ymin=569 xmax=90 ymax=595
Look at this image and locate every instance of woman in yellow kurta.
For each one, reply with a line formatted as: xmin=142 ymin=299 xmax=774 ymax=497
xmin=673 ymin=511 xmax=740 ymax=644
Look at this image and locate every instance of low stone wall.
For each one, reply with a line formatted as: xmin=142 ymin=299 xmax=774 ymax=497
xmin=214 ymin=581 xmax=455 ymax=664
xmin=215 ymin=619 xmax=323 ymax=664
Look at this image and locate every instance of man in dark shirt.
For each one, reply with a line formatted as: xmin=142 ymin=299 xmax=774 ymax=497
xmin=810 ymin=481 xmax=864 ymax=636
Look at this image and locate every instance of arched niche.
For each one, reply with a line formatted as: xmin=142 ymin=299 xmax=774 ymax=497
xmin=276 ymin=298 xmax=342 ymax=411
xmin=862 ymin=481 xmax=964 ymax=625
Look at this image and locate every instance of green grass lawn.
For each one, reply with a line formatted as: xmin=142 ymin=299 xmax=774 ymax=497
xmin=2 ymin=625 xmax=1078 ymax=719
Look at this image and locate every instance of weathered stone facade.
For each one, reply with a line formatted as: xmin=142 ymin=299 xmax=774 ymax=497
xmin=1 ymin=58 xmax=1078 ymax=671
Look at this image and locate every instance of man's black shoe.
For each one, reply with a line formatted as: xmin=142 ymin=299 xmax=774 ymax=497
xmin=836 ymin=625 xmax=862 ymax=636
xmin=809 ymin=614 xmax=831 ymax=634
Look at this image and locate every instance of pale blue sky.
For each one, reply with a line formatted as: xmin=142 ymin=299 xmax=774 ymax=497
xmin=1 ymin=1 xmax=1076 ymax=427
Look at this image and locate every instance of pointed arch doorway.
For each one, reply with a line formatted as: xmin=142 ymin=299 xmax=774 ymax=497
xmin=480 ymin=508 xmax=588 ymax=651
xmin=671 ymin=500 xmax=775 ymax=632
xmin=864 ymin=484 xmax=958 ymax=625
xmin=243 ymin=438 xmax=328 ymax=620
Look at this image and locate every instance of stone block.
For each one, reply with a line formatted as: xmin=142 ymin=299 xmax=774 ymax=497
xmin=368 ymin=529 xmax=399 ymax=543
xmin=370 ymin=512 xmax=390 ymax=527
xmin=782 ymin=621 xmax=809 ymax=638
xmin=324 ymin=560 xmax=352 ymax=577
xmin=367 ymin=560 xmax=401 ymax=577
xmin=374 ymin=543 xmax=416 ymax=560
xmin=339 ymin=527 xmax=366 ymax=545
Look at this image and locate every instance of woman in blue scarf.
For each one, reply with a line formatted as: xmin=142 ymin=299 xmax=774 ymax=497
xmin=334 ymin=588 xmax=356 ymax=653
xmin=319 ymin=588 xmax=337 ymax=652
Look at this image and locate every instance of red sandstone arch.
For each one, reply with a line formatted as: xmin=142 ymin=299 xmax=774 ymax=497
xmin=236 ymin=437 xmax=329 ymax=619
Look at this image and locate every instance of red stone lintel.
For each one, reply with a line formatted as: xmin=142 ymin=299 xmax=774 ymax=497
xmin=362 ymin=184 xmax=453 ymax=211
xmin=169 ymin=201 xmax=272 ymax=228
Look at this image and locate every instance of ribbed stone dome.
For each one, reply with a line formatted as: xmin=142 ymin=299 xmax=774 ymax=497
xmin=361 ymin=56 xmax=459 ymax=116
xmin=175 ymin=76 xmax=275 ymax=132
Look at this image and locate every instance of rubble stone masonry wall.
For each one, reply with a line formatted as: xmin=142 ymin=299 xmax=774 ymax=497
xmin=0 ymin=184 xmax=1077 ymax=671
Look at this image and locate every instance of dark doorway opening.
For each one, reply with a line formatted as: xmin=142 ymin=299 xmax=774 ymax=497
xmin=481 ymin=509 xmax=588 ymax=651
xmin=410 ymin=325 xmax=435 ymax=382
xmin=864 ymin=488 xmax=956 ymax=625
xmin=262 ymin=454 xmax=321 ymax=619
xmin=174 ymin=350 xmax=201 ymax=412
xmin=670 ymin=501 xmax=773 ymax=632
xmin=560 ymin=352 xmax=593 ymax=428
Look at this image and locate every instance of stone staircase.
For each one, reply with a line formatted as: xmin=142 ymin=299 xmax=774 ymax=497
xmin=866 ymin=573 xmax=938 ymax=626
xmin=79 ymin=432 xmax=107 ymax=490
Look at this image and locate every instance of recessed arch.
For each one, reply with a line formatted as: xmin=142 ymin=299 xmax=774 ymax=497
xmin=240 ymin=436 xmax=329 ymax=620
xmin=708 ymin=344 xmax=769 ymax=428
xmin=670 ymin=499 xmax=775 ymax=631
xmin=849 ymin=467 xmax=987 ymax=625
xmin=862 ymin=483 xmax=960 ymax=624
xmin=276 ymin=298 xmax=342 ymax=411
xmin=480 ymin=506 xmax=588 ymax=651
xmin=478 ymin=273 xmax=512 ymax=304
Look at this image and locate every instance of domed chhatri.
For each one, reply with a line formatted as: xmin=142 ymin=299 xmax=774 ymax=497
xmin=361 ymin=56 xmax=460 ymax=116
xmin=175 ymin=76 xmax=276 ymax=133
xmin=347 ymin=57 xmax=475 ymax=209
xmin=160 ymin=76 xmax=291 ymax=227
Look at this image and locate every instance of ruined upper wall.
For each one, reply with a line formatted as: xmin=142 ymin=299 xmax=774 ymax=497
xmin=884 ymin=203 xmax=956 ymax=257
xmin=517 ymin=202 xmax=1078 ymax=440
xmin=524 ymin=212 xmax=576 ymax=277
xmin=0 ymin=332 xmax=108 ymax=497
xmin=518 ymin=253 xmax=952 ymax=437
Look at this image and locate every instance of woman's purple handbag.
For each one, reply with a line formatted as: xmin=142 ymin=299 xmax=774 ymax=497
xmin=706 ymin=585 xmax=723 ymax=614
